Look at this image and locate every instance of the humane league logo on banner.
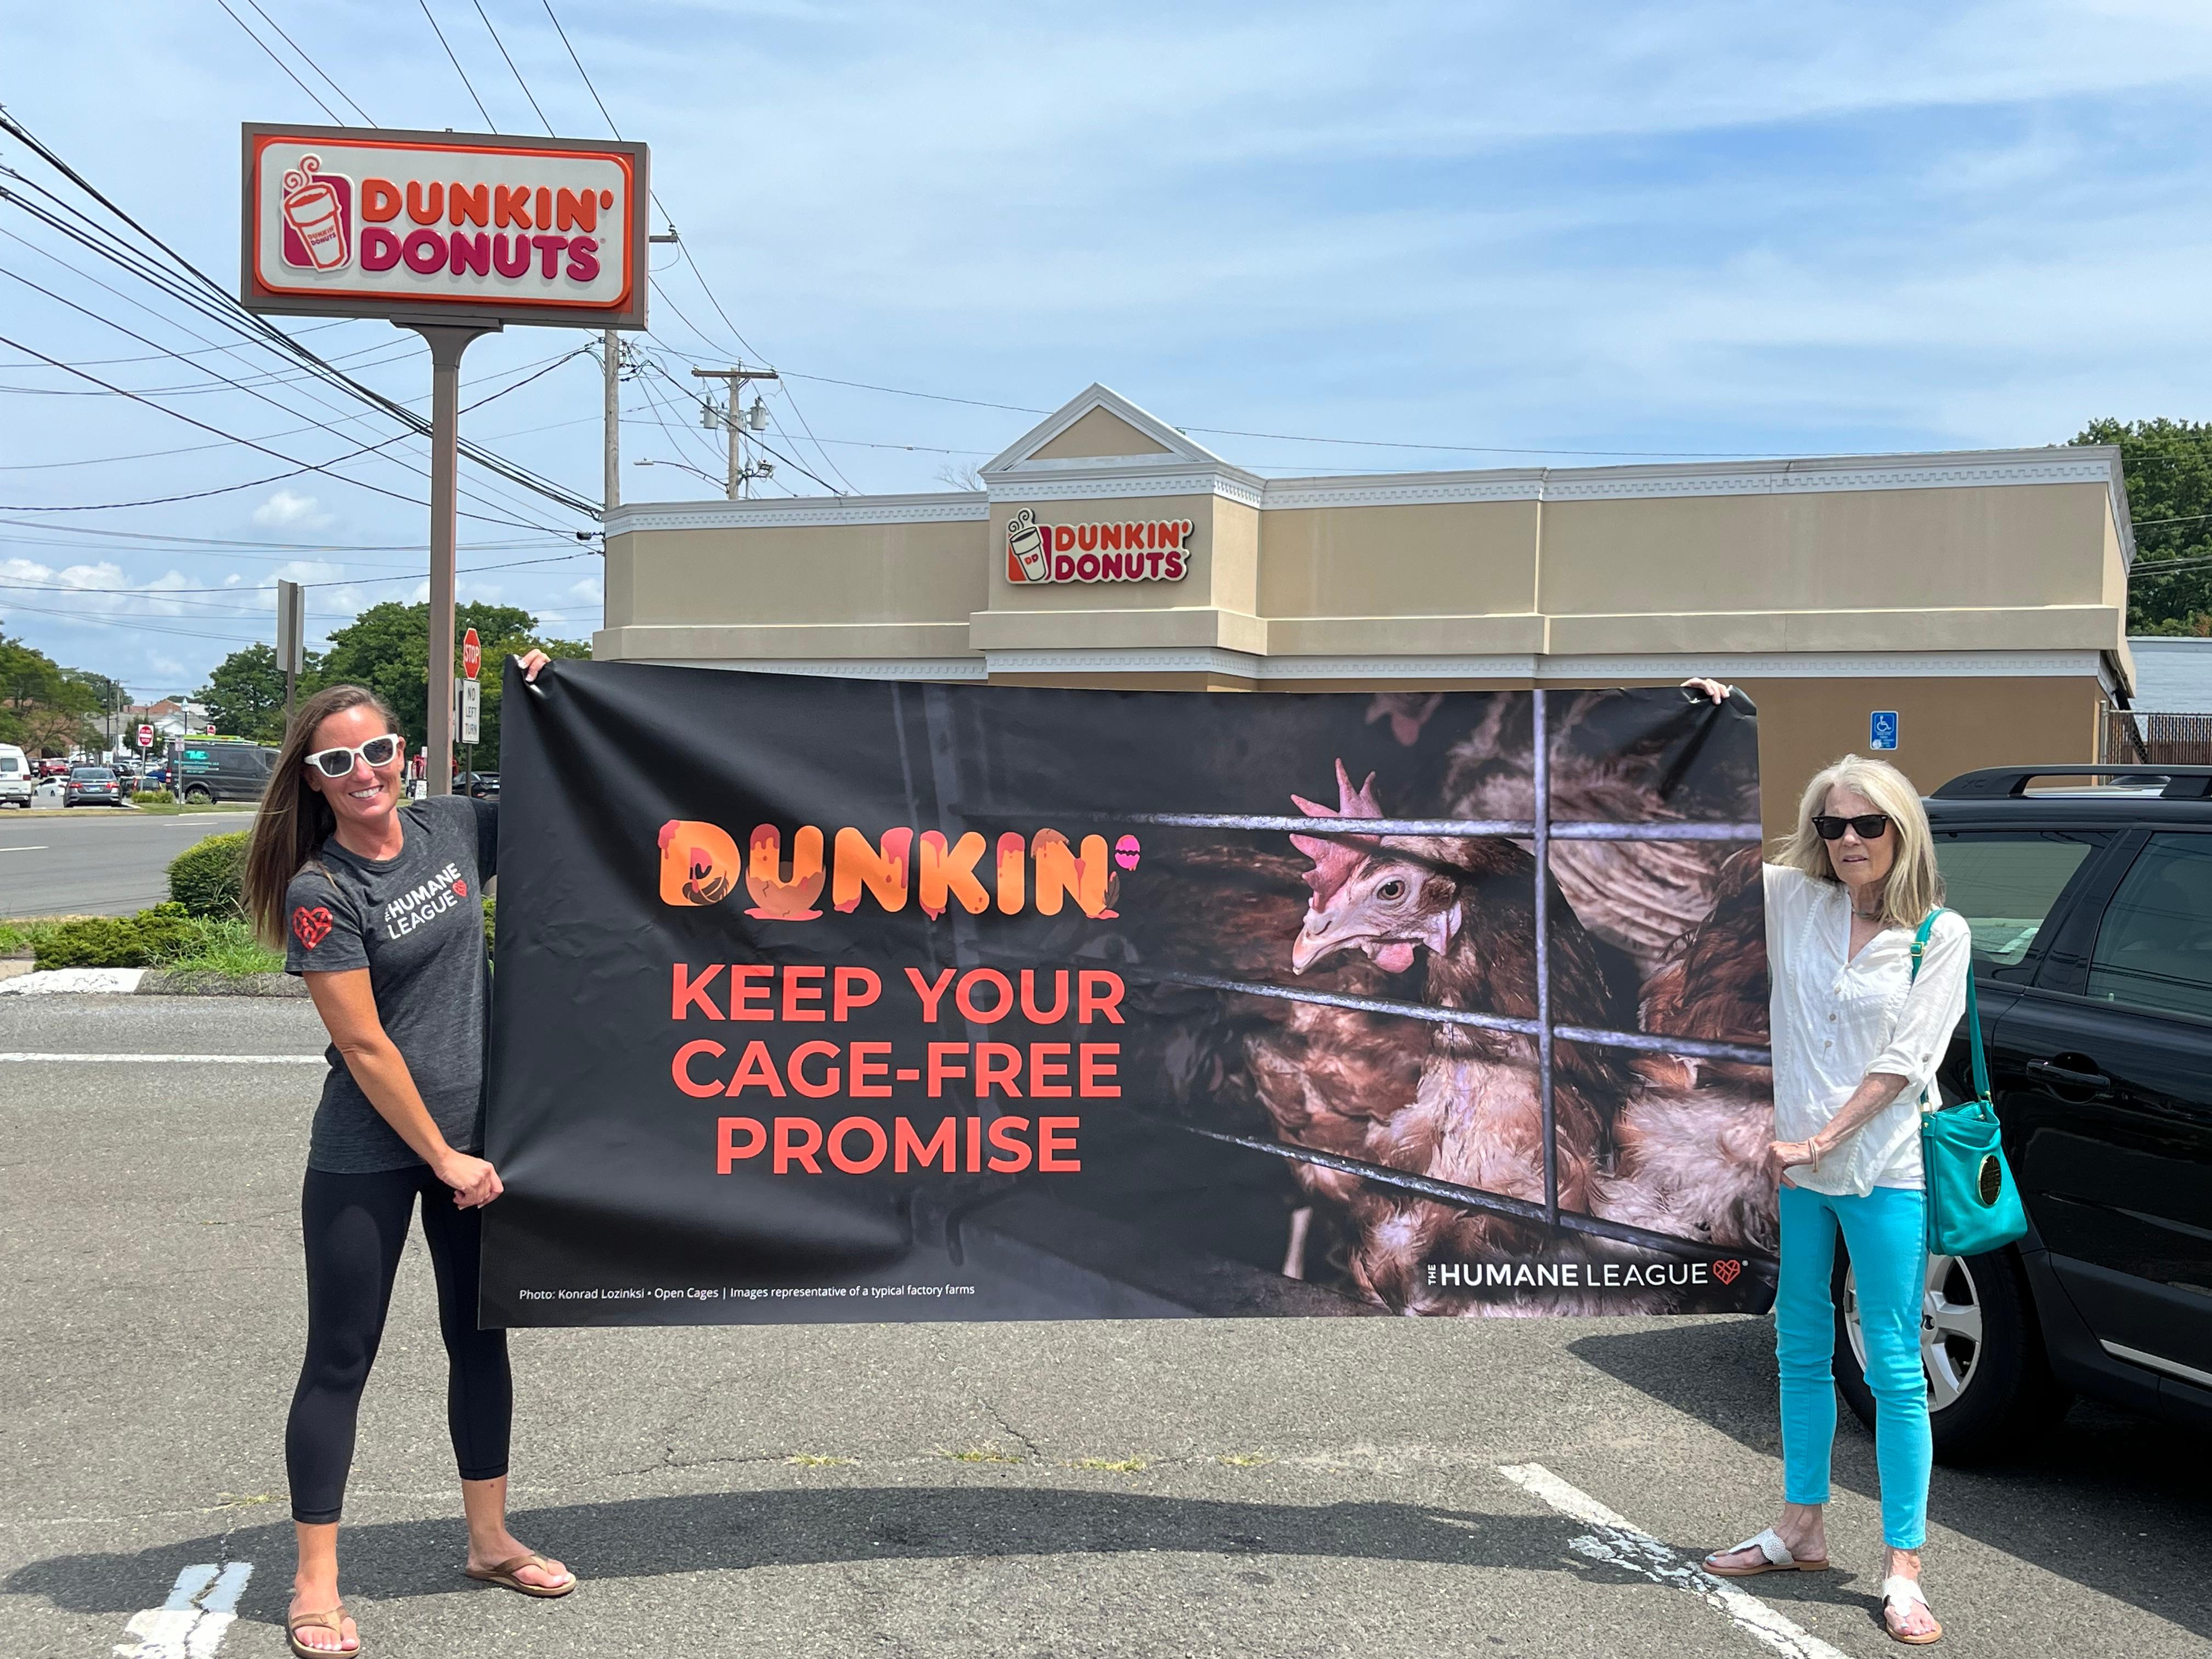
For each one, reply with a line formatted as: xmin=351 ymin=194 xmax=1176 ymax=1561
xmin=481 ymin=663 xmax=1777 ymax=1328
xmin=1005 ymin=506 xmax=1193 ymax=584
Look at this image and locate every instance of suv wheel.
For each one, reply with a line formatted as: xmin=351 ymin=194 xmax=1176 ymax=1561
xmin=1835 ymin=1244 xmax=2067 ymax=1462
xmin=183 ymin=784 xmax=213 ymax=804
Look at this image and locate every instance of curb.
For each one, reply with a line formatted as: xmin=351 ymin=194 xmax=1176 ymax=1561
xmin=142 ymin=969 xmax=308 ymax=998
xmin=0 ymin=968 xmax=304 ymax=997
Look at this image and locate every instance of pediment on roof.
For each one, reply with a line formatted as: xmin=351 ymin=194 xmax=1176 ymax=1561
xmin=983 ymin=385 xmax=1227 ymax=473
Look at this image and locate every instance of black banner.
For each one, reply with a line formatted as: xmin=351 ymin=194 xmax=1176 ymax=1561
xmin=482 ymin=663 xmax=1775 ymax=1325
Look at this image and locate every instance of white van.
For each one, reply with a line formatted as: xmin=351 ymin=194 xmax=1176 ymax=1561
xmin=0 ymin=744 xmax=31 ymax=808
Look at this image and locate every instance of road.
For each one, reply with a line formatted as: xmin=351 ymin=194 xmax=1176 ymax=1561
xmin=2 ymin=995 xmax=2206 ymax=1658
xmin=0 ymin=809 xmax=257 ymax=918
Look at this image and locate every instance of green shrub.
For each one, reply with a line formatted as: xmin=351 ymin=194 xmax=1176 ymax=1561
xmin=168 ymin=831 xmax=251 ymax=917
xmin=483 ymin=893 xmax=496 ymax=956
xmin=33 ymin=903 xmax=198 ymax=969
xmin=132 ymin=790 xmax=171 ymax=806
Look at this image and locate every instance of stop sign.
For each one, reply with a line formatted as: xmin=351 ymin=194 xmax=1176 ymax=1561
xmin=461 ymin=627 xmax=481 ymax=681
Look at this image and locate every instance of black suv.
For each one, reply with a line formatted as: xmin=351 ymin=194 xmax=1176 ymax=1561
xmin=1832 ymin=764 xmax=2212 ymax=1459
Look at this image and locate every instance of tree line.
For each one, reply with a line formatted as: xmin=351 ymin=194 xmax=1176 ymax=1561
xmin=198 ymin=600 xmax=588 ymax=758
xmin=1 ymin=636 xmax=124 ymax=755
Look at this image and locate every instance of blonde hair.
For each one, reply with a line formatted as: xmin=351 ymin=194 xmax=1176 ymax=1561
xmin=1771 ymin=753 xmax=1943 ymax=930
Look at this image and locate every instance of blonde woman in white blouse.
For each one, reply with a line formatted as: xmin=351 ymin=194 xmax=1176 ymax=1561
xmin=1684 ymin=681 xmax=1968 ymax=1646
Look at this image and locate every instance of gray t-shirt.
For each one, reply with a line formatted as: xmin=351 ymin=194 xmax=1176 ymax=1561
xmin=284 ymin=794 xmax=498 ymax=1172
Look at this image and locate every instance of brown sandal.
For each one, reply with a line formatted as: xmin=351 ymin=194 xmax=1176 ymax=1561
xmin=464 ymin=1552 xmax=576 ymax=1598
xmin=287 ymin=1603 xmax=358 ymax=1657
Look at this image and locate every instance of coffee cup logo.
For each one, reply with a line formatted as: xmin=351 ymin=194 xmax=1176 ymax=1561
xmin=1006 ymin=507 xmax=1050 ymax=584
xmin=279 ymin=155 xmax=353 ymax=273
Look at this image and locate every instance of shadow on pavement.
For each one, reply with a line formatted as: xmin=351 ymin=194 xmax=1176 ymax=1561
xmin=1570 ymin=1316 xmax=2212 ymax=1640
xmin=14 ymin=1487 xmax=1680 ymax=1627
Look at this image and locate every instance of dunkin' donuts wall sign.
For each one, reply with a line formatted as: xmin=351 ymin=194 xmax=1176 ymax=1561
xmin=1005 ymin=507 xmax=1193 ymax=585
xmin=242 ymin=123 xmax=650 ymax=329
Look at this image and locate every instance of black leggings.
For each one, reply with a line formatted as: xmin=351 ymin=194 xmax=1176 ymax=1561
xmin=286 ymin=1165 xmax=511 ymax=1523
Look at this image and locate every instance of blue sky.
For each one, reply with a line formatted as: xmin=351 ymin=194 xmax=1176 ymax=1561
xmin=4 ymin=0 xmax=2212 ymax=699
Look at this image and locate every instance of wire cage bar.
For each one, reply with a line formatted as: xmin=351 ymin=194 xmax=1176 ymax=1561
xmin=937 ymin=690 xmax=1779 ymax=1279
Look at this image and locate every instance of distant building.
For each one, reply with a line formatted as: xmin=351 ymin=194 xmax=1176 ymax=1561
xmin=599 ymin=382 xmax=2139 ymax=836
xmin=2126 ymin=637 xmax=2212 ymax=713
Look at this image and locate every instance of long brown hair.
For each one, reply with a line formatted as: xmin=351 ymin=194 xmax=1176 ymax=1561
xmin=243 ymin=684 xmax=402 ymax=947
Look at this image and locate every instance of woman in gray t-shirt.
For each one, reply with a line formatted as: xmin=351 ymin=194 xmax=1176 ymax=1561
xmin=243 ymin=674 xmax=571 ymax=1657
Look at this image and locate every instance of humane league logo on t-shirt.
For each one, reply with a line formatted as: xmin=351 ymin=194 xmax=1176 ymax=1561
xmin=382 ymin=862 xmax=470 ymax=940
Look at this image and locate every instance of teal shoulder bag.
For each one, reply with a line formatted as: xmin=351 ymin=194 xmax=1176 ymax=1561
xmin=1909 ymin=910 xmax=2028 ymax=1257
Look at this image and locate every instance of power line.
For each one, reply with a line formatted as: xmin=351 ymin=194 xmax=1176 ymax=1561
xmin=540 ymin=0 xmax=622 ymax=136
xmin=0 ymin=331 xmax=562 ymax=529
xmin=472 ymin=0 xmax=554 ymax=134
xmin=211 ymin=0 xmax=342 ymax=124
xmin=0 ymin=264 xmax=578 ymax=528
xmin=0 ymin=121 xmax=599 ymax=516
xmin=241 ymin=0 xmax=377 ymax=125
xmin=417 ymin=0 xmax=498 ymax=129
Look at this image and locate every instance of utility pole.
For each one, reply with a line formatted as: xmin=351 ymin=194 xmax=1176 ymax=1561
xmin=602 ymin=330 xmax=621 ymax=514
xmin=602 ymin=229 xmax=680 ymax=515
xmin=690 ymin=364 xmax=778 ymax=498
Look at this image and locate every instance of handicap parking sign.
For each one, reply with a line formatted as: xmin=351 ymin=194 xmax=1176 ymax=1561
xmin=1870 ymin=710 xmax=1899 ymax=751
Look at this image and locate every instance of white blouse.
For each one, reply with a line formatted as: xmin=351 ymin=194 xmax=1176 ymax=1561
xmin=1762 ymin=863 xmax=1971 ymax=1197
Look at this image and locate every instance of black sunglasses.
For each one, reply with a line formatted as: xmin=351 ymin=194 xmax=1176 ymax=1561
xmin=1813 ymin=812 xmax=1891 ymax=841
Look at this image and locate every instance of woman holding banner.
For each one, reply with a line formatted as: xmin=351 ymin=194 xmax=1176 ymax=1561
xmin=1683 ymin=679 xmax=1964 ymax=1647
xmin=243 ymin=664 xmax=570 ymax=1658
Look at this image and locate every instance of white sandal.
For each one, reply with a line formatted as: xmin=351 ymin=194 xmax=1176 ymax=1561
xmin=1704 ymin=1526 xmax=1830 ymax=1576
xmin=1881 ymin=1575 xmax=1942 ymax=1645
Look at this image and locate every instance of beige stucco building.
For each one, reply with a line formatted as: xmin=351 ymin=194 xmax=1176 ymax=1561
xmin=596 ymin=385 xmax=2136 ymax=834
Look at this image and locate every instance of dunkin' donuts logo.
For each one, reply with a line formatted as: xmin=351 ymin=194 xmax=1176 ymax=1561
xmin=279 ymin=156 xmax=353 ymax=272
xmin=1005 ymin=507 xmax=1192 ymax=585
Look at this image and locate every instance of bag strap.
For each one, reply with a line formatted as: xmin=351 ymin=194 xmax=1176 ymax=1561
xmin=1910 ymin=907 xmax=1989 ymax=1108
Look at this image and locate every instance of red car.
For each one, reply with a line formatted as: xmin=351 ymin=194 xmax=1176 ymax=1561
xmin=36 ymin=758 xmax=71 ymax=779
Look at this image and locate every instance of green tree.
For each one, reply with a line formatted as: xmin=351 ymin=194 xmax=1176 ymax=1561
xmin=0 ymin=634 xmax=105 ymax=753
xmin=2072 ymin=419 xmax=2212 ymax=635
xmin=198 ymin=641 xmax=323 ymax=742
xmin=317 ymin=601 xmax=584 ymax=761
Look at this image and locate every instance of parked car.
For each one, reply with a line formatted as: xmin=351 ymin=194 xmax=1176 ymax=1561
xmin=168 ymin=737 xmax=279 ymax=804
xmin=37 ymin=757 xmax=71 ymax=780
xmin=1832 ymin=764 xmax=2212 ymax=1460
xmin=63 ymin=765 xmax=125 ymax=807
xmin=141 ymin=761 xmax=171 ymax=789
xmin=462 ymin=770 xmax=500 ymax=799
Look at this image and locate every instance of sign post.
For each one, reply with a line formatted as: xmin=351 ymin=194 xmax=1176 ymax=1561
xmin=275 ymin=577 xmax=305 ymax=730
xmin=240 ymin=123 xmax=650 ymax=795
xmin=459 ymin=626 xmax=482 ymax=784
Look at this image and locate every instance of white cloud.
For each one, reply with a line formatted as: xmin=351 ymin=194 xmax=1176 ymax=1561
xmin=252 ymin=490 xmax=334 ymax=531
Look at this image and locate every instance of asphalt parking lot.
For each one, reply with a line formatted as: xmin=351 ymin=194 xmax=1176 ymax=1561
xmin=2 ymin=996 xmax=2206 ymax=1658
xmin=0 ymin=808 xmax=257 ymax=917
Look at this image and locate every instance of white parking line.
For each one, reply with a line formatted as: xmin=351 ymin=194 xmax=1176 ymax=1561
xmin=114 ymin=1560 xmax=252 ymax=1658
xmin=0 ymin=844 xmax=49 ymax=851
xmin=1499 ymin=1464 xmax=1849 ymax=1659
xmin=0 ymin=1053 xmax=324 ymax=1063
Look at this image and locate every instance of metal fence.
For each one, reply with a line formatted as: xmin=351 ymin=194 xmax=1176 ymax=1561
xmin=926 ymin=687 xmax=1777 ymax=1278
xmin=2105 ymin=709 xmax=2212 ymax=766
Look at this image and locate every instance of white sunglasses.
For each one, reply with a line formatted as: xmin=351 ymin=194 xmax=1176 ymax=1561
xmin=304 ymin=732 xmax=405 ymax=777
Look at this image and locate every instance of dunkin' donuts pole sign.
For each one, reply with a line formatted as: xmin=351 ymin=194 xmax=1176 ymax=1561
xmin=241 ymin=124 xmax=649 ymax=329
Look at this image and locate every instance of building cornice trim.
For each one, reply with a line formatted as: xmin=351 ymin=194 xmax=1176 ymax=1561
xmin=973 ymin=647 xmax=2107 ymax=682
xmin=604 ymin=493 xmax=989 ymax=533
xmin=634 ymin=657 xmax=989 ymax=681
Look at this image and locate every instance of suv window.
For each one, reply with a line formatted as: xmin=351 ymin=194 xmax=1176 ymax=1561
xmin=2086 ymin=833 xmax=2212 ymax=1022
xmin=1934 ymin=831 xmax=2103 ymax=968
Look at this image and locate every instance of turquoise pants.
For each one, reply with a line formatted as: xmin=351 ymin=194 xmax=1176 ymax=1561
xmin=1775 ymin=1181 xmax=1931 ymax=1549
